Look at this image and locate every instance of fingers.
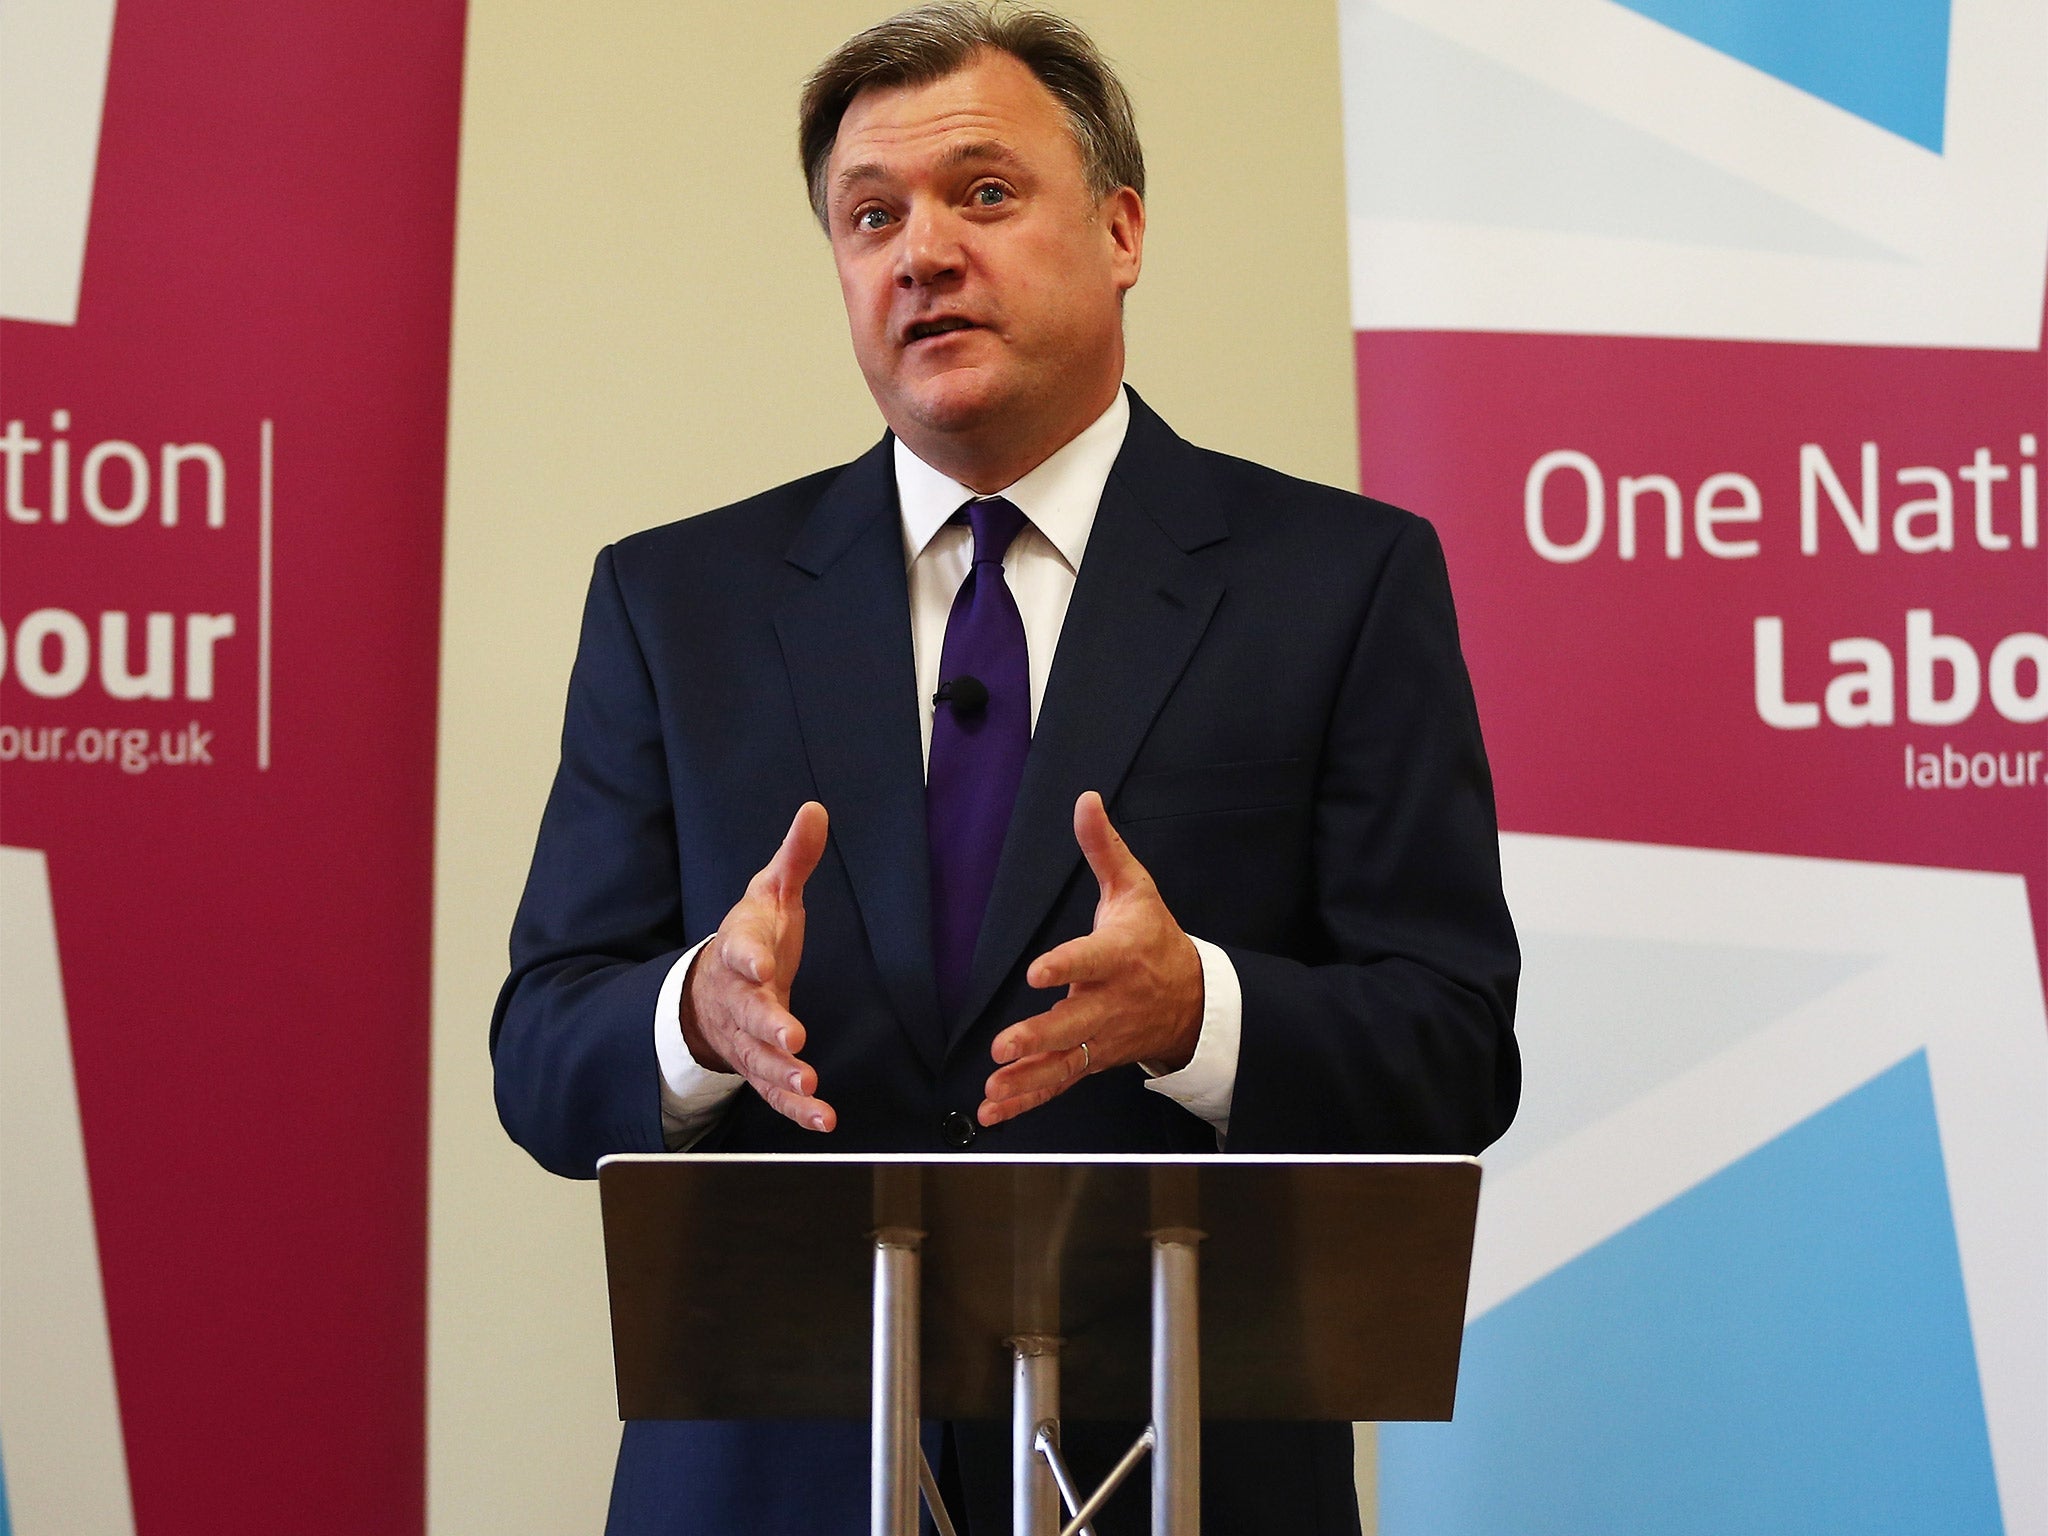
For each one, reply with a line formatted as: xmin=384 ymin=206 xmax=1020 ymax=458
xmin=991 ymin=994 xmax=1088 ymax=1065
xmin=1073 ymin=790 xmax=1142 ymax=893
xmin=717 ymin=922 xmax=776 ymax=987
xmin=716 ymin=997 xmax=805 ymax=1085
xmin=711 ymin=993 xmax=836 ymax=1132
xmin=987 ymin=1041 xmax=1091 ymax=1096
xmin=761 ymin=801 xmax=829 ymax=900
xmin=978 ymin=1077 xmax=1058 ymax=1126
xmin=691 ymin=898 xmax=835 ymax=1132
xmin=980 ymin=1041 xmax=1092 ymax=1126
xmin=1025 ymin=932 xmax=1119 ymax=991
xmin=732 ymin=1028 xmax=836 ymax=1130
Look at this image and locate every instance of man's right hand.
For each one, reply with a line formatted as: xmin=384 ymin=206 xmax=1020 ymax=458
xmin=678 ymin=801 xmax=837 ymax=1133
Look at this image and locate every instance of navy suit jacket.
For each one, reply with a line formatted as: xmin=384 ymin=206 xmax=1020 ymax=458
xmin=492 ymin=391 xmax=1520 ymax=1533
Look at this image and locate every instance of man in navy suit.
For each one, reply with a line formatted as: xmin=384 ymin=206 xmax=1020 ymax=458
xmin=492 ymin=5 xmax=1519 ymax=1532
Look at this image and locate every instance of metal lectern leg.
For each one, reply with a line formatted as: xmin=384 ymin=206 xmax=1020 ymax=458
xmin=872 ymin=1229 xmax=922 ymax=1536
xmin=1150 ymin=1229 xmax=1202 ymax=1536
xmin=1011 ymin=1334 xmax=1062 ymax=1536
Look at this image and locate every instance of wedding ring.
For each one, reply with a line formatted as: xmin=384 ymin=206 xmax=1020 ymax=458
xmin=1078 ymin=1040 xmax=1092 ymax=1075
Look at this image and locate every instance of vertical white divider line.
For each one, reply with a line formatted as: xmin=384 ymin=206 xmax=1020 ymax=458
xmin=259 ymin=418 xmax=274 ymax=770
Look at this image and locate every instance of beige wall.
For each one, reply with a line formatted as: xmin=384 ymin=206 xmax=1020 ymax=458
xmin=430 ymin=3 xmax=1359 ymax=1530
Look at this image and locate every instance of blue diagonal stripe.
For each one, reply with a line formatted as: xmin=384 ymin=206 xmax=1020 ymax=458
xmin=1611 ymin=0 xmax=1951 ymax=151
xmin=1381 ymin=1051 xmax=2002 ymax=1535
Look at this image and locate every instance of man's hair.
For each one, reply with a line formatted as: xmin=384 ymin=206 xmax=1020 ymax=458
xmin=799 ymin=2 xmax=1145 ymax=228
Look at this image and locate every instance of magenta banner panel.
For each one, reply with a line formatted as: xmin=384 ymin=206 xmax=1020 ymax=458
xmin=1339 ymin=2 xmax=2048 ymax=1530
xmin=1358 ymin=318 xmax=2048 ymax=972
xmin=1 ymin=2 xmax=465 ymax=1530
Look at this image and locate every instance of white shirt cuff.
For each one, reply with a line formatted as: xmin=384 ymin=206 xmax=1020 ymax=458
xmin=1140 ymin=935 xmax=1240 ymax=1142
xmin=655 ymin=937 xmax=745 ymax=1149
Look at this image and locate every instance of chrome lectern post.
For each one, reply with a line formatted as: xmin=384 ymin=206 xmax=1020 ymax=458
xmin=1149 ymin=1228 xmax=1202 ymax=1534
xmin=870 ymin=1165 xmax=926 ymax=1536
xmin=1010 ymin=1334 xmax=1062 ymax=1534
xmin=870 ymin=1224 xmax=922 ymax=1535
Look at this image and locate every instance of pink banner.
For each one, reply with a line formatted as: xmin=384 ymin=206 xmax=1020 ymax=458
xmin=1358 ymin=306 xmax=2048 ymax=982
xmin=1 ymin=3 xmax=464 ymax=1528
xmin=1343 ymin=6 xmax=2048 ymax=1524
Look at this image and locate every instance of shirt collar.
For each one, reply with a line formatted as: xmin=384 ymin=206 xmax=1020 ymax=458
xmin=894 ymin=385 xmax=1131 ymax=572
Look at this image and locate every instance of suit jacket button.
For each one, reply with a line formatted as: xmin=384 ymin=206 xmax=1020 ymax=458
xmin=939 ymin=1110 xmax=977 ymax=1149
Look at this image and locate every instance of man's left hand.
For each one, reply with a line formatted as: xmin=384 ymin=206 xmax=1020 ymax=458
xmin=978 ymin=790 xmax=1203 ymax=1126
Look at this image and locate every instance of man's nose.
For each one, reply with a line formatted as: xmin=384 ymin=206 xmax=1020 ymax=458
xmin=895 ymin=202 xmax=965 ymax=288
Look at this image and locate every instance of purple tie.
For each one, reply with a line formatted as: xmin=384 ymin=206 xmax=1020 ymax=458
xmin=927 ymin=497 xmax=1031 ymax=1024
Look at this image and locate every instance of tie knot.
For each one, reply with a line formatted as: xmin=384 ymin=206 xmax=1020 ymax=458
xmin=959 ymin=496 xmax=1028 ymax=566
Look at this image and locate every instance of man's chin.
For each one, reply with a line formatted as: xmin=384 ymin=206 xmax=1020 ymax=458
xmin=892 ymin=371 xmax=1011 ymax=438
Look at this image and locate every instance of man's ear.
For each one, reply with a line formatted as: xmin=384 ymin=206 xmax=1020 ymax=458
xmin=1103 ymin=186 xmax=1145 ymax=293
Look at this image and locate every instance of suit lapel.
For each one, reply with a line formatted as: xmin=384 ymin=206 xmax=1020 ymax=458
xmin=950 ymin=397 xmax=1229 ymax=1043
xmin=774 ymin=438 xmax=948 ymax=1072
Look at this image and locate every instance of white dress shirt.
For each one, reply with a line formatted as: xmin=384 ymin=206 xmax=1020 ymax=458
xmin=655 ymin=387 xmax=1242 ymax=1145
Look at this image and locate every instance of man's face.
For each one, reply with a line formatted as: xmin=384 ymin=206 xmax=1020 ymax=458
xmin=823 ymin=50 xmax=1143 ymax=474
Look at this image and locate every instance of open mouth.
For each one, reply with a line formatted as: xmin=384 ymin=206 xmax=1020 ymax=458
xmin=904 ymin=316 xmax=979 ymax=344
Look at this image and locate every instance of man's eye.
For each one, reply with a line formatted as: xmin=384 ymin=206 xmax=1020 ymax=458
xmin=854 ymin=207 xmax=891 ymax=232
xmin=971 ymin=184 xmax=1008 ymax=208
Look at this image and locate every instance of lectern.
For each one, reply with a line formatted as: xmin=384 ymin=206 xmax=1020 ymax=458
xmin=598 ymin=1153 xmax=1480 ymax=1536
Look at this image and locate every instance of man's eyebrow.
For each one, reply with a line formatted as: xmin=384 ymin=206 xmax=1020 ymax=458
xmin=834 ymin=162 xmax=891 ymax=196
xmin=833 ymin=141 xmax=1027 ymax=197
xmin=935 ymin=140 xmax=1026 ymax=173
